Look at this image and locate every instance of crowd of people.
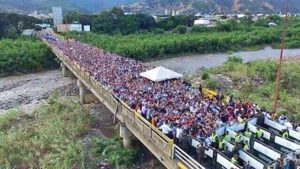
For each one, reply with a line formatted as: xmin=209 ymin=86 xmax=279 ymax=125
xmin=42 ymin=31 xmax=299 ymax=147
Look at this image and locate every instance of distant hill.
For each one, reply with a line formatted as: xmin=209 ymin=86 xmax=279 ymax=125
xmin=0 ymin=0 xmax=299 ymax=14
xmin=0 ymin=0 xmax=141 ymax=14
xmin=146 ymin=0 xmax=300 ymax=14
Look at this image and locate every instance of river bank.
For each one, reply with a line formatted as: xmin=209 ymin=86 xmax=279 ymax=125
xmin=148 ymin=46 xmax=300 ymax=74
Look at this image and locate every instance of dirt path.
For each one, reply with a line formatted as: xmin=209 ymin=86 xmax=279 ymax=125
xmin=0 ymin=70 xmax=75 ymax=114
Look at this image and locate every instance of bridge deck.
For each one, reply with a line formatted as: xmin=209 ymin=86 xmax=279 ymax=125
xmin=42 ymin=39 xmax=180 ymax=169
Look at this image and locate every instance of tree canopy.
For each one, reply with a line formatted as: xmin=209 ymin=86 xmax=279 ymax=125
xmin=0 ymin=13 xmax=42 ymax=38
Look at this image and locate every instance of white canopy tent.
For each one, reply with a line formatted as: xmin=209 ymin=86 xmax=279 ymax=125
xmin=140 ymin=66 xmax=183 ymax=82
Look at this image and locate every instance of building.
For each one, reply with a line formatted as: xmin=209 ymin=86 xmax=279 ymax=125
xmin=57 ymin=24 xmax=70 ymax=32
xmin=28 ymin=11 xmax=53 ymax=20
xmin=35 ymin=23 xmax=51 ymax=29
xmin=52 ymin=7 xmax=63 ymax=27
xmin=57 ymin=24 xmax=83 ymax=32
xmin=83 ymin=25 xmax=91 ymax=32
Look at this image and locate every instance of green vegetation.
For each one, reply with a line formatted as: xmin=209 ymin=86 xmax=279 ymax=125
xmin=92 ymin=137 xmax=139 ymax=167
xmin=200 ymin=57 xmax=300 ymax=121
xmin=173 ymin=25 xmax=187 ymax=34
xmin=0 ymin=13 xmax=46 ymax=38
xmin=65 ymin=8 xmax=156 ymax=35
xmin=0 ymin=95 xmax=146 ymax=168
xmin=65 ymin=9 xmax=300 ymax=60
xmin=0 ymin=37 xmax=57 ymax=74
xmin=68 ymin=28 xmax=282 ymax=60
xmin=0 ymin=96 xmax=91 ymax=168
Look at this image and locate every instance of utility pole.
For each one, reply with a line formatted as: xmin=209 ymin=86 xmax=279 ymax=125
xmin=272 ymin=0 xmax=289 ymax=114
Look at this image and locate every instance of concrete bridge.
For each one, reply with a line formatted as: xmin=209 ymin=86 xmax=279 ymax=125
xmin=41 ymin=38 xmax=204 ymax=169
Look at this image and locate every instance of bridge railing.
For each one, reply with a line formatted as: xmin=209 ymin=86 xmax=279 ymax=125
xmin=118 ymin=100 xmax=174 ymax=156
xmin=172 ymin=144 xmax=206 ymax=169
xmin=42 ymin=38 xmax=209 ymax=169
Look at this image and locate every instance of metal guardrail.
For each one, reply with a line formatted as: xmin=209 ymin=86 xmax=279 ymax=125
xmin=172 ymin=145 xmax=206 ymax=169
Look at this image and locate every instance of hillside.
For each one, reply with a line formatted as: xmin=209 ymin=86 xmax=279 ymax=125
xmin=1 ymin=0 xmax=300 ymax=14
xmin=0 ymin=0 xmax=140 ymax=13
xmin=146 ymin=0 xmax=300 ymax=14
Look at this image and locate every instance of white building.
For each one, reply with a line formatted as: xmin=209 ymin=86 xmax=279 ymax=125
xmin=70 ymin=24 xmax=82 ymax=32
xmin=52 ymin=7 xmax=63 ymax=27
xmin=194 ymin=18 xmax=216 ymax=27
xmin=237 ymin=14 xmax=246 ymax=18
xmin=57 ymin=24 xmax=82 ymax=32
xmin=83 ymin=25 xmax=91 ymax=32
xmin=36 ymin=23 xmax=51 ymax=29
xmin=28 ymin=11 xmax=52 ymax=19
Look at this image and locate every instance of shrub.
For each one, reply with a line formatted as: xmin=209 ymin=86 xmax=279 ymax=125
xmin=206 ymin=78 xmax=220 ymax=90
xmin=226 ymin=55 xmax=243 ymax=63
xmin=201 ymin=72 xmax=210 ymax=80
xmin=0 ymin=37 xmax=58 ymax=74
xmin=173 ymin=25 xmax=187 ymax=34
xmin=92 ymin=137 xmax=138 ymax=167
xmin=151 ymin=28 xmax=165 ymax=34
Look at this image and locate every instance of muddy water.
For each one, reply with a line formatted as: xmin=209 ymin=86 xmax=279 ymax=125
xmin=148 ymin=47 xmax=300 ymax=74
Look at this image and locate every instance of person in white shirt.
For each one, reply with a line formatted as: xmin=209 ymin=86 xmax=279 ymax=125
xmin=279 ymin=113 xmax=287 ymax=125
xmin=159 ymin=122 xmax=171 ymax=135
xmin=176 ymin=127 xmax=183 ymax=138
xmin=176 ymin=126 xmax=183 ymax=142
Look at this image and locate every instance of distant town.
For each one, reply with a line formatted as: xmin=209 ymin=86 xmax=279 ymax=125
xmin=24 ymin=4 xmax=300 ymax=34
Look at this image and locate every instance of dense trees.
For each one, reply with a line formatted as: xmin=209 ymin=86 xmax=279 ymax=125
xmin=81 ymin=7 xmax=157 ymax=34
xmin=68 ymin=18 xmax=300 ymax=60
xmin=0 ymin=38 xmax=57 ymax=74
xmin=0 ymin=13 xmax=43 ymax=38
xmin=173 ymin=25 xmax=187 ymax=34
xmin=157 ymin=15 xmax=196 ymax=31
xmin=68 ymin=28 xmax=279 ymax=60
xmin=64 ymin=8 xmax=196 ymax=34
xmin=60 ymin=11 xmax=299 ymax=61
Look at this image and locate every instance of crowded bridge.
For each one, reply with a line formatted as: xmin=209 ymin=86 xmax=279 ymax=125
xmin=41 ymin=31 xmax=300 ymax=169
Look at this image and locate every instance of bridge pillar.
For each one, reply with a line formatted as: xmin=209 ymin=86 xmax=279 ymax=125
xmin=120 ymin=123 xmax=133 ymax=148
xmin=77 ymin=79 xmax=86 ymax=104
xmin=61 ymin=63 xmax=72 ymax=77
